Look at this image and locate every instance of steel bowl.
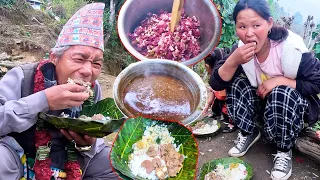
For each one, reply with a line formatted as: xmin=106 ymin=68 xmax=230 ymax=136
xmin=117 ymin=0 xmax=222 ymax=66
xmin=113 ymin=59 xmax=207 ymax=125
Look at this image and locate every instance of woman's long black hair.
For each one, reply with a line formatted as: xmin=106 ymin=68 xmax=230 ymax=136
xmin=233 ymin=0 xmax=288 ymax=43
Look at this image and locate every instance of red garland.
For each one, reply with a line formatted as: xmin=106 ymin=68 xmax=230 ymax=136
xmin=33 ymin=159 xmax=52 ymax=180
xmin=34 ymin=131 xmax=53 ymax=180
xmin=32 ymin=60 xmax=82 ymax=179
xmin=65 ymin=161 xmax=82 ymax=180
xmin=34 ymin=131 xmax=51 ymax=148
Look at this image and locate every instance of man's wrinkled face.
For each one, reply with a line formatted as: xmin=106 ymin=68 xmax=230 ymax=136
xmin=52 ymin=45 xmax=103 ymax=85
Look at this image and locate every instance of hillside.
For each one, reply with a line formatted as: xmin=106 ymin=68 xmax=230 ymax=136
xmin=0 ymin=0 xmax=60 ymax=63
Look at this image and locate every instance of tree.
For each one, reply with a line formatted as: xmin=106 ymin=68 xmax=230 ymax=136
xmin=51 ymin=0 xmax=87 ymax=20
xmin=212 ymin=0 xmax=238 ymax=48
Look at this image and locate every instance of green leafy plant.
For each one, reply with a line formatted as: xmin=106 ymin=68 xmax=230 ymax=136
xmin=212 ymin=0 xmax=238 ymax=48
xmin=38 ymin=98 xmax=125 ymax=137
xmin=312 ymin=120 xmax=320 ymax=131
xmin=199 ymin=157 xmax=254 ymax=180
xmin=110 ymin=117 xmax=198 ymax=180
xmin=0 ymin=0 xmax=16 ymax=8
xmin=312 ymin=24 xmax=320 ymax=59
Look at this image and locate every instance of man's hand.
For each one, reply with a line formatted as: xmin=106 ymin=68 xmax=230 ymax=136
xmin=60 ymin=129 xmax=96 ymax=146
xmin=45 ymin=84 xmax=90 ymax=110
xmin=257 ymin=77 xmax=296 ymax=99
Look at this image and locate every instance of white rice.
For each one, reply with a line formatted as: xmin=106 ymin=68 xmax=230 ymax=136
xmin=205 ymin=163 xmax=247 ymax=180
xmin=128 ymin=124 xmax=179 ymax=179
xmin=193 ymin=123 xmax=219 ymax=134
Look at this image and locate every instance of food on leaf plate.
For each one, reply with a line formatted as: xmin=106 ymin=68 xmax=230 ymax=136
xmin=38 ymin=97 xmax=125 ymax=138
xmin=129 ymin=125 xmax=184 ymax=179
xmin=199 ymin=157 xmax=254 ymax=180
xmin=110 ymin=117 xmax=198 ymax=180
xmin=204 ymin=163 xmax=248 ymax=180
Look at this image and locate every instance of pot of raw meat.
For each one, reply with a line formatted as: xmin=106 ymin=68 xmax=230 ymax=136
xmin=117 ymin=0 xmax=221 ymax=66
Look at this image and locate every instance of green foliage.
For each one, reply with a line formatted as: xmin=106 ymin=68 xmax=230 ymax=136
xmin=51 ymin=0 xmax=87 ymax=21
xmin=25 ymin=31 xmax=31 ymax=37
xmin=110 ymin=117 xmax=198 ymax=180
xmin=199 ymin=157 xmax=254 ymax=180
xmin=0 ymin=0 xmax=16 ymax=8
xmin=212 ymin=0 xmax=238 ymax=48
xmin=312 ymin=120 xmax=320 ymax=131
xmin=312 ymin=24 xmax=320 ymax=59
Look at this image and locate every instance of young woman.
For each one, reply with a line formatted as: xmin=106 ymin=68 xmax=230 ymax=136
xmin=210 ymin=0 xmax=320 ymax=179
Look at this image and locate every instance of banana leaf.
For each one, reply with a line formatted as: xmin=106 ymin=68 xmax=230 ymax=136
xmin=38 ymin=98 xmax=125 ymax=138
xmin=110 ymin=117 xmax=198 ymax=180
xmin=199 ymin=157 xmax=253 ymax=180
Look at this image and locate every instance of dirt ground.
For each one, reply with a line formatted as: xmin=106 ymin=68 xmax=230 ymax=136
xmin=197 ymin=130 xmax=320 ymax=180
xmin=100 ymin=72 xmax=320 ymax=180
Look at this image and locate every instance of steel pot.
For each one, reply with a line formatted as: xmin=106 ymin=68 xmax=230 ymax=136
xmin=113 ymin=59 xmax=207 ymax=125
xmin=117 ymin=0 xmax=222 ymax=66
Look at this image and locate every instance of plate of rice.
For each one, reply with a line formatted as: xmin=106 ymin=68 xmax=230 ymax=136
xmin=189 ymin=117 xmax=221 ymax=137
xmin=110 ymin=117 xmax=198 ymax=179
xmin=199 ymin=157 xmax=253 ymax=180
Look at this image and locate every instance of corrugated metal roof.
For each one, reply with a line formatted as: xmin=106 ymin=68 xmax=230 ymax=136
xmin=26 ymin=0 xmax=42 ymax=4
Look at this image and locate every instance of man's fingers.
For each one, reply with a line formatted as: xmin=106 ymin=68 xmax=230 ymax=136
xmin=69 ymin=131 xmax=87 ymax=146
xmin=68 ymin=92 xmax=90 ymax=102
xmin=60 ymin=129 xmax=73 ymax=141
xmin=84 ymin=135 xmax=96 ymax=145
xmin=66 ymin=100 xmax=87 ymax=108
xmin=64 ymin=84 xmax=87 ymax=93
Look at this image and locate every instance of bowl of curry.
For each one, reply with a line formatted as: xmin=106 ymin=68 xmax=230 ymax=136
xmin=113 ymin=59 xmax=207 ymax=125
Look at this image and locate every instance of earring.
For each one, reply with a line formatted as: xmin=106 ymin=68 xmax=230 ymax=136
xmin=268 ymin=29 xmax=271 ymax=34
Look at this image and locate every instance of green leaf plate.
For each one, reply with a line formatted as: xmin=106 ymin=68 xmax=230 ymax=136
xmin=189 ymin=117 xmax=221 ymax=137
xmin=38 ymin=98 xmax=125 ymax=138
xmin=110 ymin=117 xmax=198 ymax=180
xmin=199 ymin=157 xmax=254 ymax=180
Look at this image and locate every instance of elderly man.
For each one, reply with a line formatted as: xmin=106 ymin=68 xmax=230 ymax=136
xmin=0 ymin=3 xmax=118 ymax=180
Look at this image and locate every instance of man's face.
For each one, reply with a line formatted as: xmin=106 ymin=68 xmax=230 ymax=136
xmin=52 ymin=45 xmax=103 ymax=85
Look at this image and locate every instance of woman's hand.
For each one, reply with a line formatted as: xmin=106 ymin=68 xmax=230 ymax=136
xmin=44 ymin=84 xmax=90 ymax=110
xmin=257 ymin=77 xmax=296 ymax=99
xmin=218 ymin=42 xmax=256 ymax=82
xmin=257 ymin=78 xmax=278 ymax=99
xmin=228 ymin=42 xmax=256 ymax=67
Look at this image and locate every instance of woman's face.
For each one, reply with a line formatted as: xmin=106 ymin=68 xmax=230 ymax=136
xmin=235 ymin=8 xmax=273 ymax=53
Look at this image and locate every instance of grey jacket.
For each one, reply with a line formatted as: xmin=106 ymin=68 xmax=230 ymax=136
xmin=0 ymin=64 xmax=106 ymax=169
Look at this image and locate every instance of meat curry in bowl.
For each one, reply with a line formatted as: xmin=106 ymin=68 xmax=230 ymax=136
xmin=113 ymin=59 xmax=207 ymax=125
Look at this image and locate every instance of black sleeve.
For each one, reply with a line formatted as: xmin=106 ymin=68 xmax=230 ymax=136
xmin=296 ymin=53 xmax=320 ymax=97
xmin=209 ymin=50 xmax=243 ymax=91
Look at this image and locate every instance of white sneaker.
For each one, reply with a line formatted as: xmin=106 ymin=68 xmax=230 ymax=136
xmin=270 ymin=150 xmax=292 ymax=180
xmin=228 ymin=130 xmax=261 ymax=157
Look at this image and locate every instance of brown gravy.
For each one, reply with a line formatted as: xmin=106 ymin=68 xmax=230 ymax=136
xmin=123 ymin=74 xmax=194 ymax=121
